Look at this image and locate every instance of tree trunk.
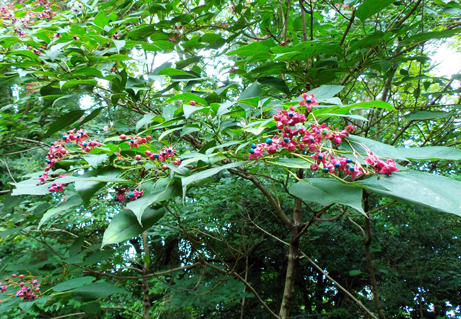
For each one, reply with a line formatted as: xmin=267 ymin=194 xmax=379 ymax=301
xmin=279 ymin=169 xmax=304 ymax=319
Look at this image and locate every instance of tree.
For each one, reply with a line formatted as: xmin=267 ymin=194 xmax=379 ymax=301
xmin=1 ymin=0 xmax=461 ymax=318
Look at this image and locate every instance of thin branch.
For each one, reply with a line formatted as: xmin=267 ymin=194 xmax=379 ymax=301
xmin=203 ymin=261 xmax=281 ymax=319
xmin=228 ymin=168 xmax=292 ymax=226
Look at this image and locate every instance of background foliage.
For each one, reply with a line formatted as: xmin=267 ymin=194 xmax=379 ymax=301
xmin=1 ymin=0 xmax=461 ymax=318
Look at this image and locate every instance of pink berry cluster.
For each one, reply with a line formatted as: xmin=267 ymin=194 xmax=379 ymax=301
xmin=365 ymin=153 xmax=399 ymax=175
xmin=119 ymin=134 xmax=152 ymax=150
xmin=1 ymin=274 xmax=41 ymax=302
xmin=38 ymin=129 xmax=101 ymax=192
xmin=117 ymin=135 xmax=184 ymax=170
xmin=248 ymin=94 xmax=399 ymax=180
xmin=114 ymin=187 xmax=145 ymax=202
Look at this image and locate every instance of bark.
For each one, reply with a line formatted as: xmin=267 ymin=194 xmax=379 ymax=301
xmin=279 ymin=169 xmax=303 ymax=319
xmin=142 ymin=231 xmax=150 ymax=319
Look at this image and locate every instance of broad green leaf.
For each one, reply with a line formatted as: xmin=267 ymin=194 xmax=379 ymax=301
xmin=406 ymin=28 xmax=461 ymax=43
xmin=72 ymin=282 xmax=128 ymax=299
xmin=356 ymin=0 xmax=394 ymax=21
xmin=0 ymin=227 xmax=24 ymax=239
xmin=158 ymin=68 xmax=198 ymax=77
xmin=308 ymin=85 xmax=344 ymax=100
xmin=183 ymin=104 xmax=205 ymax=119
xmin=125 ymin=180 xmax=181 ymax=225
xmin=102 ymin=207 xmax=166 ymax=247
xmin=349 ymin=270 xmax=362 ymax=276
xmin=6 ymin=50 xmax=39 ymax=61
xmin=217 ymin=102 xmax=235 ymax=116
xmin=406 ymin=111 xmax=452 ymax=121
xmin=44 ymin=110 xmax=85 ymax=137
xmin=83 ymin=154 xmax=109 ymax=168
xmin=272 ymin=51 xmax=301 ymax=61
xmin=93 ymin=11 xmax=109 ymax=28
xmin=80 ymin=302 xmax=101 ymax=314
xmin=345 ymin=135 xmax=461 ymax=161
xmin=77 ymin=107 xmax=104 ymax=128
xmin=272 ymin=158 xmax=313 ymax=169
xmin=257 ymin=76 xmax=290 ymax=95
xmin=355 ymin=171 xmax=461 ymax=216
xmin=53 ymin=277 xmax=96 ymax=292
xmin=289 ymin=178 xmax=365 ymax=214
xmin=75 ymin=180 xmax=106 ymax=206
xmin=38 ymin=196 xmax=83 ymax=229
xmin=136 ymin=114 xmax=155 ymax=131
xmin=12 ymin=178 xmax=51 ymax=196
xmin=113 ymin=40 xmax=126 ymax=53
xmin=239 ymin=96 xmax=260 ymax=107
xmin=166 ymin=92 xmax=208 ymax=106
xmin=182 ymin=161 xmax=248 ymax=194
xmin=71 ymin=68 xmax=103 ymax=78
xmin=227 ymin=41 xmax=272 ymax=59
xmin=240 ymin=82 xmax=262 ymax=99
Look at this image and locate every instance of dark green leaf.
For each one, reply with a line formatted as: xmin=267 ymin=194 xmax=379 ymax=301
xmin=44 ymin=110 xmax=85 ymax=137
xmin=356 ymin=0 xmax=394 ymax=21
xmin=53 ymin=277 xmax=96 ymax=292
xmin=355 ymin=171 xmax=461 ymax=216
xmin=102 ymin=207 xmax=166 ymax=247
xmin=289 ymin=178 xmax=365 ymax=214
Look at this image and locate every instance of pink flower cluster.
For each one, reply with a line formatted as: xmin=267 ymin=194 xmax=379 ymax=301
xmin=365 ymin=152 xmax=399 ymax=175
xmin=119 ymin=134 xmax=152 ymax=150
xmin=248 ymin=94 xmax=399 ymax=179
xmin=38 ymin=129 xmax=101 ymax=192
xmin=1 ymin=274 xmax=41 ymax=302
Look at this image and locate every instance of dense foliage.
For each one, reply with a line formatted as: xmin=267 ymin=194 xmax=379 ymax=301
xmin=1 ymin=0 xmax=461 ymax=318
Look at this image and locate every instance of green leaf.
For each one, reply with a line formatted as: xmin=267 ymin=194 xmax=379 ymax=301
xmin=38 ymin=196 xmax=83 ymax=229
xmin=158 ymin=68 xmax=198 ymax=77
xmin=113 ymin=40 xmax=126 ymax=53
xmin=44 ymin=110 xmax=85 ymax=137
xmin=227 ymin=41 xmax=271 ymax=59
xmin=166 ymin=92 xmax=208 ymax=106
xmin=0 ymin=227 xmax=24 ymax=239
xmin=6 ymin=50 xmax=39 ymax=61
xmin=53 ymin=277 xmax=96 ymax=292
xmin=136 ymin=114 xmax=155 ymax=131
xmin=125 ymin=181 xmax=181 ymax=225
xmin=406 ymin=111 xmax=452 ymax=121
xmin=356 ymin=0 xmax=394 ymax=21
xmin=272 ymin=158 xmax=313 ymax=169
xmin=183 ymin=104 xmax=205 ymax=119
xmin=102 ymin=207 xmax=166 ymax=247
xmin=289 ymin=178 xmax=365 ymax=214
xmin=182 ymin=161 xmax=247 ymax=194
xmin=406 ymin=28 xmax=461 ymax=43
xmin=75 ymin=180 xmax=106 ymax=206
xmin=257 ymin=76 xmax=290 ymax=95
xmin=345 ymin=101 xmax=395 ymax=111
xmin=72 ymin=282 xmax=128 ymax=300
xmin=308 ymin=85 xmax=344 ymax=100
xmin=349 ymin=270 xmax=362 ymax=276
xmin=240 ymin=82 xmax=262 ymax=99
xmin=93 ymin=11 xmax=109 ymax=28
xmin=77 ymin=107 xmax=104 ymax=128
xmin=80 ymin=302 xmax=101 ymax=314
xmin=355 ymin=171 xmax=461 ymax=216
xmin=12 ymin=178 xmax=50 ymax=196
xmin=345 ymin=135 xmax=461 ymax=161
xmin=83 ymin=154 xmax=109 ymax=168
